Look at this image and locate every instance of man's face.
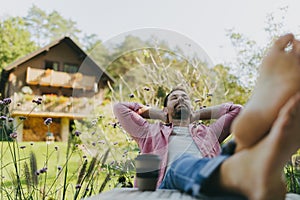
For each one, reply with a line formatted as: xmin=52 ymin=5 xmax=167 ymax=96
xmin=166 ymin=90 xmax=192 ymax=120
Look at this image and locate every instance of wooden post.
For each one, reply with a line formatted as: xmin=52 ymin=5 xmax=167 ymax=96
xmin=61 ymin=117 xmax=69 ymax=142
xmin=15 ymin=117 xmax=23 ymax=142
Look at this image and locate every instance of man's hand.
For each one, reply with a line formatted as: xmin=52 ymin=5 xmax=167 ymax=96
xmin=138 ymin=105 xmax=167 ymax=122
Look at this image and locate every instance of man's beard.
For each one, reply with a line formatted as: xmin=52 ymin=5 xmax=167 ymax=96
xmin=173 ymin=107 xmax=190 ymax=120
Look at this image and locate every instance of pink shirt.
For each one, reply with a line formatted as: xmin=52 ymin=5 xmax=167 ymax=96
xmin=113 ymin=102 xmax=242 ymax=187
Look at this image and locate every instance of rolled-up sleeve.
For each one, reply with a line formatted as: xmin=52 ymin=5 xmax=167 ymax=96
xmin=113 ymin=102 xmax=150 ymax=140
xmin=209 ymin=103 xmax=243 ymax=143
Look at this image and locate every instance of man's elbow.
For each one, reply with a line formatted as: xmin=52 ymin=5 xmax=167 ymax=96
xmin=113 ymin=102 xmax=124 ymax=116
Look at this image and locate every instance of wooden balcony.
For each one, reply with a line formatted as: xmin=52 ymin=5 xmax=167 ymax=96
xmin=11 ymin=93 xmax=99 ymax=119
xmin=26 ymin=67 xmax=96 ymax=90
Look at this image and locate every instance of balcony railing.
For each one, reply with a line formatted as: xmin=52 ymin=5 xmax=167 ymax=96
xmin=11 ymin=93 xmax=99 ymax=118
xmin=26 ymin=67 xmax=96 ymax=90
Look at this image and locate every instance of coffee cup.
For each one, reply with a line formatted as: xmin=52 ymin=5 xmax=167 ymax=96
xmin=135 ymin=154 xmax=161 ymax=191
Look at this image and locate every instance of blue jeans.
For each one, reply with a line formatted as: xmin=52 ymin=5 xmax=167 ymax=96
xmin=159 ymin=154 xmax=247 ymax=199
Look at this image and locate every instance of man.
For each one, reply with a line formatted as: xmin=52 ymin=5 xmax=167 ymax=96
xmin=113 ymin=88 xmax=242 ymax=187
xmin=159 ymin=33 xmax=300 ymax=200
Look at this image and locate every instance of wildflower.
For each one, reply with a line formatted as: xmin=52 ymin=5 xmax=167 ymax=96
xmin=194 ymin=99 xmax=201 ymax=103
xmin=54 ymin=146 xmax=59 ymax=151
xmin=9 ymin=132 xmax=17 ymax=139
xmin=35 ymin=171 xmax=40 ymax=176
xmin=57 ymin=166 xmax=62 ymax=171
xmin=85 ymin=188 xmax=90 ymax=191
xmin=98 ymin=115 xmax=104 ymax=119
xmin=83 ymin=155 xmax=87 ymax=159
xmin=75 ymin=144 xmax=79 ymax=148
xmin=91 ymin=131 xmax=96 ymax=135
xmin=98 ymin=140 xmax=105 ymax=144
xmin=30 ymin=142 xmax=34 ymax=146
xmin=44 ymin=118 xmax=52 ymax=126
xmin=206 ymin=93 xmax=213 ymax=97
xmin=0 ymin=100 xmax=3 ymax=105
xmin=17 ymin=103 xmax=21 ymax=106
xmin=91 ymin=119 xmax=97 ymax=126
xmin=39 ymin=167 xmax=47 ymax=174
xmin=32 ymin=99 xmax=42 ymax=105
xmin=74 ymin=130 xmax=81 ymax=137
xmin=113 ymin=142 xmax=118 ymax=145
xmin=75 ymin=184 xmax=81 ymax=190
xmin=111 ymin=122 xmax=117 ymax=128
xmin=8 ymin=117 xmax=14 ymax=122
xmin=0 ymin=116 xmax=7 ymax=121
xmin=143 ymin=87 xmax=150 ymax=91
xmin=92 ymin=142 xmax=96 ymax=146
xmin=3 ymin=98 xmax=12 ymax=105
xmin=129 ymin=94 xmax=134 ymax=98
xmin=20 ymin=146 xmax=26 ymax=149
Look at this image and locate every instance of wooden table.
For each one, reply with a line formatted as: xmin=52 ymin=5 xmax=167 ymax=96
xmin=85 ymin=188 xmax=300 ymax=200
xmin=85 ymin=188 xmax=246 ymax=200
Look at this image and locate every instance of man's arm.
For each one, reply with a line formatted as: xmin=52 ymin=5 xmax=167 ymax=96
xmin=113 ymin=102 xmax=166 ymax=139
xmin=192 ymin=103 xmax=243 ymax=143
xmin=190 ymin=104 xmax=227 ymax=122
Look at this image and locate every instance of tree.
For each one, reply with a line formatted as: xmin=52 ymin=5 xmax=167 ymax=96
xmin=83 ymin=33 xmax=109 ymax=72
xmin=24 ymin=5 xmax=105 ymax=64
xmin=213 ymin=64 xmax=251 ymax=105
xmin=106 ymin=35 xmax=148 ymax=79
xmin=24 ymin=5 xmax=81 ymax=46
xmin=0 ymin=16 xmax=37 ymax=71
xmin=226 ymin=6 xmax=293 ymax=89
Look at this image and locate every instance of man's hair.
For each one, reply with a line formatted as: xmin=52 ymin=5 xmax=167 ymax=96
xmin=163 ymin=86 xmax=188 ymax=107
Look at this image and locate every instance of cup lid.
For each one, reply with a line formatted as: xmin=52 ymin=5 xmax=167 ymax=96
xmin=135 ymin=154 xmax=161 ymax=161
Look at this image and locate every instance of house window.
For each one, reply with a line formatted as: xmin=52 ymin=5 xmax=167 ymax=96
xmin=45 ymin=61 xmax=59 ymax=71
xmin=63 ymin=63 xmax=79 ymax=73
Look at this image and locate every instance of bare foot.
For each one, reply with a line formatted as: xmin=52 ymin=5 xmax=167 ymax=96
xmin=232 ymin=33 xmax=300 ymax=151
xmin=220 ymin=92 xmax=300 ymax=200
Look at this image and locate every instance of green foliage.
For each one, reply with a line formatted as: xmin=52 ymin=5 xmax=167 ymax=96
xmin=285 ymin=161 xmax=300 ymax=193
xmin=0 ymin=96 xmax=136 ymax=200
xmin=213 ymin=64 xmax=251 ymax=105
xmin=226 ymin=6 xmax=295 ymax=89
xmin=106 ymin=35 xmax=148 ymax=79
xmin=24 ymin=5 xmax=81 ymax=46
xmin=23 ymin=5 xmax=104 ymax=53
xmin=107 ymin=45 xmax=247 ymax=109
xmin=0 ymin=17 xmax=37 ymax=71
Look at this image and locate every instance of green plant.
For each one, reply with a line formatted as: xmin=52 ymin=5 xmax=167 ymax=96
xmin=285 ymin=160 xmax=300 ymax=194
xmin=0 ymin=97 xmax=136 ymax=200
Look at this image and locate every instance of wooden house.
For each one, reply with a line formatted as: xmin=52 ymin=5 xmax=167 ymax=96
xmin=0 ymin=37 xmax=114 ymax=142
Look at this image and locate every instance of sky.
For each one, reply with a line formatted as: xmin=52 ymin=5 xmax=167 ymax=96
xmin=0 ymin=0 xmax=300 ymax=64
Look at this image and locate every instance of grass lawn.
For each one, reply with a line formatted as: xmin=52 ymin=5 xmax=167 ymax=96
xmin=1 ymin=142 xmax=83 ymax=184
xmin=0 ymin=141 xmax=125 ymax=199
